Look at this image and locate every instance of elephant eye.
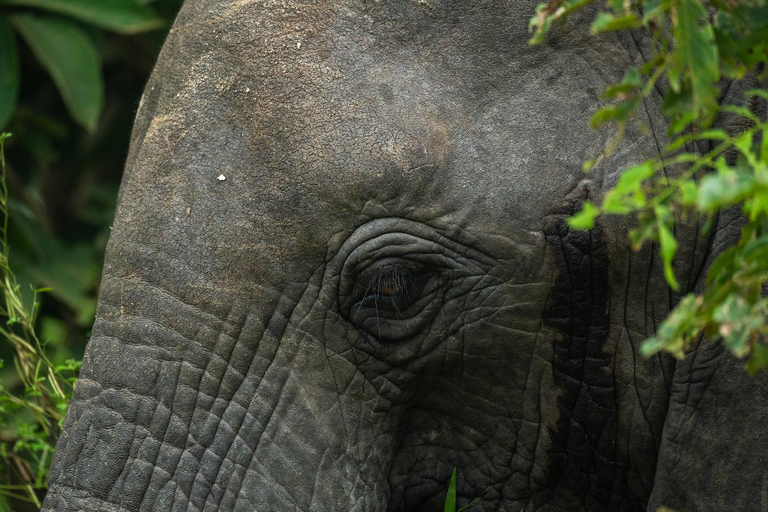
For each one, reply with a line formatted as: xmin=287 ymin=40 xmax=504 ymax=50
xmin=354 ymin=263 xmax=417 ymax=313
xmin=343 ymin=260 xmax=442 ymax=341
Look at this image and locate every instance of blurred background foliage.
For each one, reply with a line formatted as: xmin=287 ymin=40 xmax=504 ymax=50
xmin=0 ymin=0 xmax=183 ymax=508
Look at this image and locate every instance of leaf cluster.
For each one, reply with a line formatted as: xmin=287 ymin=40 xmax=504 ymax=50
xmin=531 ymin=0 xmax=768 ymax=371
xmin=531 ymin=0 xmax=768 ymax=138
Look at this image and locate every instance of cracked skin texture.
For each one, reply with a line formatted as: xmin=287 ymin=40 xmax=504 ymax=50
xmin=42 ymin=1 xmax=768 ymax=511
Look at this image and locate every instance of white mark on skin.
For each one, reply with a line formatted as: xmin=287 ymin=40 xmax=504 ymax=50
xmin=217 ymin=174 xmax=226 ymax=181
xmin=186 ymin=207 xmax=191 ymax=216
xmin=297 ymin=41 xmax=301 ymax=49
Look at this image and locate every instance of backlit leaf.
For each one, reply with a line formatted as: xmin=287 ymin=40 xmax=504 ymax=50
xmin=678 ymin=179 xmax=698 ymax=206
xmin=0 ymin=15 xmax=19 ymax=130
xmin=9 ymin=13 xmax=104 ymax=131
xmin=568 ymin=201 xmax=600 ymax=229
xmin=668 ymin=0 xmax=720 ymax=124
xmin=614 ymin=161 xmax=655 ymax=195
xmin=3 ymin=0 xmax=163 ymax=34
xmin=697 ymin=163 xmax=756 ymax=212
xmin=656 ymin=205 xmax=679 ymax=290
xmin=591 ymin=12 xmax=641 ymax=33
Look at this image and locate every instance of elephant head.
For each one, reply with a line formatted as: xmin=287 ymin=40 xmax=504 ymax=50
xmin=42 ymin=1 xmax=768 ymax=511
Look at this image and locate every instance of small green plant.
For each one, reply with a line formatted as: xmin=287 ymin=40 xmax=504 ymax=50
xmin=0 ymin=133 xmax=80 ymax=508
xmin=530 ymin=0 xmax=768 ymax=372
xmin=443 ymin=468 xmax=480 ymax=512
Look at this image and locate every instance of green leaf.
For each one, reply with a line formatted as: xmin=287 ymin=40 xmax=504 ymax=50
xmin=712 ymin=294 xmax=764 ymax=358
xmin=589 ymin=96 xmax=639 ymax=129
xmin=590 ymin=105 xmax=622 ymax=129
xmin=697 ymin=164 xmax=757 ymax=212
xmin=444 ymin=468 xmax=457 ymax=512
xmin=721 ymin=104 xmax=761 ymax=124
xmin=0 ymin=15 xmax=19 ymax=130
xmin=747 ymin=190 xmax=768 ymax=221
xmin=746 ymin=343 xmax=768 ymax=376
xmin=528 ymin=0 xmax=597 ymax=44
xmin=590 ymin=12 xmax=641 ymax=33
xmin=706 ymin=246 xmax=738 ymax=287
xmin=678 ymin=179 xmax=698 ymax=206
xmin=745 ymin=89 xmax=768 ymax=100
xmin=629 ymin=211 xmax=657 ymax=249
xmin=9 ymin=13 xmax=104 ymax=131
xmin=668 ymin=0 xmax=720 ymax=123
xmin=662 ymin=88 xmax=698 ymax=134
xmin=568 ymin=201 xmax=600 ymax=229
xmin=603 ymin=161 xmax=656 ymax=213
xmin=732 ymin=130 xmax=760 ymax=168
xmin=762 ymin=126 xmax=768 ymax=165
xmin=457 ymin=498 xmax=481 ymax=512
xmin=656 ymin=206 xmax=680 ymax=291
xmin=614 ymin=161 xmax=655 ymax=195
xmin=741 ymin=233 xmax=768 ymax=264
xmin=604 ymin=68 xmax=642 ymax=98
xmin=640 ymin=294 xmax=703 ymax=358
xmin=696 ymin=128 xmax=730 ymax=141
xmin=3 ymin=0 xmax=163 ymax=34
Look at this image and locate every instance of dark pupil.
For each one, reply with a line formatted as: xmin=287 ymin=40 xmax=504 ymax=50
xmin=378 ymin=270 xmax=406 ymax=297
xmin=358 ymin=264 xmax=412 ymax=306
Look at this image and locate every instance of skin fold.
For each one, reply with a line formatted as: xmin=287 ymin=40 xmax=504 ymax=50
xmin=41 ymin=1 xmax=768 ymax=511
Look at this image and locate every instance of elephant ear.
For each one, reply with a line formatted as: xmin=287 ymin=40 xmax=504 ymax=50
xmin=647 ymin=79 xmax=768 ymax=511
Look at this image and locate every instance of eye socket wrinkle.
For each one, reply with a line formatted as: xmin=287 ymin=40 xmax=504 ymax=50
xmin=333 ymin=221 xmax=489 ymax=343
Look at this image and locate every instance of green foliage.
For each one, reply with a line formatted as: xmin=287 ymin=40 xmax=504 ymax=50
xmin=10 ymin=13 xmax=104 ymax=131
xmin=0 ymin=0 xmax=181 ymax=358
xmin=3 ymin=0 xmax=164 ymax=34
xmin=444 ymin=469 xmax=457 ymax=512
xmin=0 ymin=0 xmax=164 ymax=131
xmin=530 ymin=0 xmax=768 ymax=137
xmin=0 ymin=17 xmax=18 ymax=130
xmin=0 ymin=134 xmax=80 ymax=508
xmin=532 ymin=0 xmax=768 ymax=371
xmin=443 ymin=468 xmax=480 ymax=511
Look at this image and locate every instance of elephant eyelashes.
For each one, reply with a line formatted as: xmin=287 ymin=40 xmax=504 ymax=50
xmin=354 ymin=263 xmax=419 ymax=314
xmin=343 ymin=260 xmax=441 ymax=342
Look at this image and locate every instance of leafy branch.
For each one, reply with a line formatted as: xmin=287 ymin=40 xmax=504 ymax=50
xmin=530 ymin=0 xmax=768 ymax=371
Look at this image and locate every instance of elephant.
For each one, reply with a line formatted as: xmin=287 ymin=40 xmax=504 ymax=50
xmin=41 ymin=0 xmax=768 ymax=511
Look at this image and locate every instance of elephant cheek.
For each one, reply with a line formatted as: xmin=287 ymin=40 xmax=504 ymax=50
xmin=42 ymin=245 xmax=400 ymax=512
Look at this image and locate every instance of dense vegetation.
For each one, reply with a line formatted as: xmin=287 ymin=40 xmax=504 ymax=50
xmin=530 ymin=0 xmax=768 ymax=372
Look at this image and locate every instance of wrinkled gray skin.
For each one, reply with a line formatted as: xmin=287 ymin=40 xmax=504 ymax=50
xmin=42 ymin=1 xmax=768 ymax=511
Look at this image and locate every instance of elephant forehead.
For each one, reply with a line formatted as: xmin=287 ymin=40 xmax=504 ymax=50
xmin=118 ymin=0 xmax=660 ymax=285
xmin=139 ymin=36 xmax=625 ymax=212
